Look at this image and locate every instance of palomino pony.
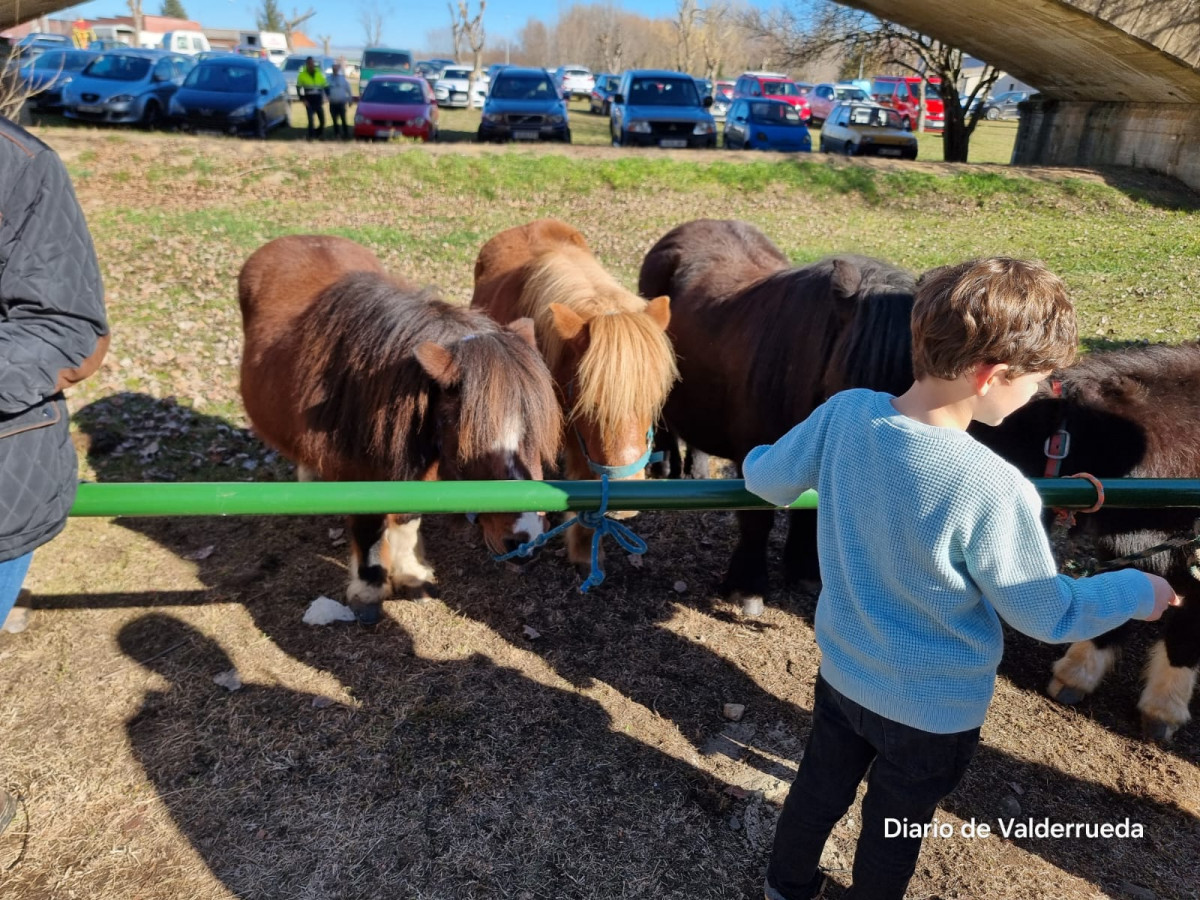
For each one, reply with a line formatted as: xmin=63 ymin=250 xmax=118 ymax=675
xmin=239 ymin=235 xmax=562 ymax=623
xmin=973 ymin=343 xmax=1200 ymax=741
xmin=471 ymin=219 xmax=679 ymax=569
xmin=638 ymin=219 xmax=916 ymax=613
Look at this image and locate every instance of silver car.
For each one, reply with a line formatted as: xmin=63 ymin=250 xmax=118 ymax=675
xmin=62 ymin=49 xmax=193 ymax=128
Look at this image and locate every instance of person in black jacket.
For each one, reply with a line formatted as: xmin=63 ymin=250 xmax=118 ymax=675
xmin=0 ymin=116 xmax=108 ymax=835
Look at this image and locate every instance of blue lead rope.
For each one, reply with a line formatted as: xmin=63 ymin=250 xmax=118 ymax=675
xmin=492 ymin=474 xmax=648 ymax=592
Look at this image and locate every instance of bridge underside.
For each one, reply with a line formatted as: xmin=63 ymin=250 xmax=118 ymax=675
xmin=848 ymin=0 xmax=1200 ymax=192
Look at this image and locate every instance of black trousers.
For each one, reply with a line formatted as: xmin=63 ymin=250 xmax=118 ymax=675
xmin=329 ymin=102 xmax=348 ymax=138
xmin=766 ymin=673 xmax=979 ymax=900
xmin=304 ymin=98 xmax=325 ymax=138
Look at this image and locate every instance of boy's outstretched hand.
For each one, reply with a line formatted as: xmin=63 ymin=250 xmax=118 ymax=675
xmin=1143 ymin=573 xmax=1183 ymax=621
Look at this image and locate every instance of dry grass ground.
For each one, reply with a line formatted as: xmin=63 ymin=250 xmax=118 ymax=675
xmin=1 ymin=127 xmax=1198 ymax=900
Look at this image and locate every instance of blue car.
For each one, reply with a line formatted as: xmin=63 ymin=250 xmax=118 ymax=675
xmin=723 ymin=98 xmax=813 ymax=152
xmin=18 ymin=49 xmax=100 ymax=113
xmin=610 ymin=69 xmax=716 ymax=149
xmin=478 ymin=67 xmax=570 ymax=143
xmin=169 ymin=56 xmax=290 ymax=138
xmin=62 ymin=49 xmax=194 ymax=128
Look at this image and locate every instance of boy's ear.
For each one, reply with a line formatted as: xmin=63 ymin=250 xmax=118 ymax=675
xmin=973 ymin=362 xmax=1009 ymax=395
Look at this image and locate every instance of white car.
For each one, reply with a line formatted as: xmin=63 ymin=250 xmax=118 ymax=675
xmin=554 ymin=65 xmax=594 ymax=99
xmin=435 ymin=65 xmax=488 ymax=109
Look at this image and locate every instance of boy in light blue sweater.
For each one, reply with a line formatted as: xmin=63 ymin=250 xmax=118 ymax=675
xmin=744 ymin=258 xmax=1178 ymax=900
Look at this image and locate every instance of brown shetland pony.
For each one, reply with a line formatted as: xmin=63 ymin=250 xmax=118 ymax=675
xmin=639 ymin=219 xmax=916 ymax=613
xmin=471 ymin=219 xmax=679 ymax=569
xmin=239 ymin=235 xmax=561 ymax=623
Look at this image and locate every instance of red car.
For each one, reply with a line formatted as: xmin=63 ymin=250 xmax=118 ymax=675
xmin=731 ymin=71 xmax=811 ymax=121
xmin=869 ymin=75 xmax=944 ymax=131
xmin=354 ymin=74 xmax=438 ymax=141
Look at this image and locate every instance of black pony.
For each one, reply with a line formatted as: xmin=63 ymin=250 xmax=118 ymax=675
xmin=638 ymin=218 xmax=916 ymax=613
xmin=973 ymin=343 xmax=1200 ymax=741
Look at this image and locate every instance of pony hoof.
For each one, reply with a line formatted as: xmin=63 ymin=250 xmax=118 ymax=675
xmin=1140 ymin=715 xmax=1179 ymax=744
xmin=1047 ymin=678 xmax=1087 ymax=706
xmin=353 ymin=603 xmax=382 ymax=626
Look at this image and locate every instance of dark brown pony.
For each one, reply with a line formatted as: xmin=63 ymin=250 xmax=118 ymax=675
xmin=239 ymin=235 xmax=561 ymax=623
xmin=638 ymin=218 xmax=916 ymax=612
xmin=471 ymin=219 xmax=678 ymax=569
xmin=973 ymin=343 xmax=1200 ymax=741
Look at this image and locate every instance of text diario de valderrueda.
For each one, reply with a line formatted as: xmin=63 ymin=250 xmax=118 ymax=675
xmin=884 ymin=817 xmax=1144 ymax=839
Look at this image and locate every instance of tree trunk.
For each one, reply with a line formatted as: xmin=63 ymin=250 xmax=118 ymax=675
xmin=941 ymin=114 xmax=971 ymax=162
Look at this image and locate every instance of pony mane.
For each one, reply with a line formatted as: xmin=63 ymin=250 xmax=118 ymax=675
xmin=295 ymin=271 xmax=560 ymax=477
xmin=521 ymin=246 xmax=679 ymax=435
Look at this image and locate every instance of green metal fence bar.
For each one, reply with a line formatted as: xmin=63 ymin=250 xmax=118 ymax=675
xmin=68 ymin=478 xmax=1200 ymax=518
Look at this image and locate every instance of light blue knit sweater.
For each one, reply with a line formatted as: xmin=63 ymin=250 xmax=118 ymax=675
xmin=743 ymin=389 xmax=1153 ymax=734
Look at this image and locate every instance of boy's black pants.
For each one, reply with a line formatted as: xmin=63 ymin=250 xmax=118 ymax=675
xmin=767 ymin=673 xmax=979 ymax=900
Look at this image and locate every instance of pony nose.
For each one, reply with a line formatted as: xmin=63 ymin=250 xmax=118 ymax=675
xmin=502 ymin=536 xmax=535 ymax=566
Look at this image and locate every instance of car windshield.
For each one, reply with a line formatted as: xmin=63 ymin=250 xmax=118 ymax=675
xmin=183 ymin=63 xmax=257 ymax=92
xmin=361 ymin=79 xmax=425 ymax=103
xmin=282 ymin=57 xmax=306 ymax=72
xmin=916 ymin=82 xmax=942 ymax=99
xmin=443 ymin=68 xmax=471 ymax=80
xmin=848 ymin=106 xmax=902 ymax=128
xmin=715 ymin=84 xmax=734 ymax=99
xmin=564 ymin=69 xmax=589 ymax=78
xmin=363 ymin=50 xmax=412 ymax=70
xmin=762 ymin=80 xmax=800 ymax=97
xmin=491 ymin=75 xmax=556 ymax=100
xmin=599 ymin=75 xmax=619 ymax=91
xmin=32 ymin=51 xmax=94 ymax=71
xmin=627 ymin=77 xmax=700 ymax=106
xmin=834 ymin=87 xmax=868 ymax=101
xmin=84 ymin=55 xmax=152 ymax=81
xmin=749 ymin=101 xmax=802 ymax=125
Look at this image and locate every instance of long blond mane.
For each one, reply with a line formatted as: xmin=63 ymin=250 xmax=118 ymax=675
xmin=519 ymin=245 xmax=678 ymax=436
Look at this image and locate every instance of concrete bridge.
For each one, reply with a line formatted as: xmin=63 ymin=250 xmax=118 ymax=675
xmin=5 ymin=0 xmax=1199 ymax=190
xmin=847 ymin=0 xmax=1200 ymax=191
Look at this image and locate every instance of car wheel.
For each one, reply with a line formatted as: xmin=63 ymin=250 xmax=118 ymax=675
xmin=602 ymin=101 xmax=609 ymax=117
xmin=254 ymin=111 xmax=268 ymax=140
xmin=819 ymin=137 xmax=828 ymax=153
xmin=141 ymin=101 xmax=161 ymax=130
xmin=843 ymin=140 xmax=856 ymax=156
xmin=986 ymin=107 xmax=1000 ymax=121
xmin=477 ymin=128 xmax=486 ymax=143
xmin=562 ymin=128 xmax=572 ymax=143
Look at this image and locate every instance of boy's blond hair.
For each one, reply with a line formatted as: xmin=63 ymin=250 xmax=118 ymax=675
xmin=911 ymin=258 xmax=1078 ymax=381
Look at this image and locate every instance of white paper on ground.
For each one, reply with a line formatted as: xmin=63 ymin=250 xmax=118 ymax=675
xmin=303 ymin=595 xmax=357 ymax=625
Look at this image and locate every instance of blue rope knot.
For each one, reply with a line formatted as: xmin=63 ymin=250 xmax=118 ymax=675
xmin=492 ymin=474 xmax=647 ymax=592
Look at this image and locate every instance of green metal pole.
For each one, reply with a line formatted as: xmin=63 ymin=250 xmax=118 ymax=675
xmin=67 ymin=478 xmax=1200 ymax=518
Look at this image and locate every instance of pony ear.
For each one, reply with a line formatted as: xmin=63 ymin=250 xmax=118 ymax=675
xmin=831 ymin=259 xmax=864 ymax=300
xmin=414 ymin=342 xmax=461 ymax=387
xmin=549 ymin=303 xmax=589 ymax=342
xmin=645 ymin=295 xmax=671 ymax=330
xmin=507 ymin=317 xmax=538 ymax=349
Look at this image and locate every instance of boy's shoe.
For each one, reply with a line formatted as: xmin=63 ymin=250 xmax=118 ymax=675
xmin=764 ymin=872 xmax=827 ymax=900
xmin=0 ymin=790 xmax=17 ymax=835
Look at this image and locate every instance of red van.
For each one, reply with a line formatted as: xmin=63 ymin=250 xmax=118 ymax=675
xmin=869 ymin=75 xmax=944 ymax=130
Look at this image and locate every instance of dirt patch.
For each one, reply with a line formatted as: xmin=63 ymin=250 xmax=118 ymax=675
xmin=0 ymin=130 xmax=1196 ymax=900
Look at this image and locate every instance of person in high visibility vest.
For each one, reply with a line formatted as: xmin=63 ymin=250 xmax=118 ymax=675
xmin=296 ymin=57 xmax=329 ymax=140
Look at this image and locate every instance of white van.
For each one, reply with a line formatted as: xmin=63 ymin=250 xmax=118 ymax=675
xmin=237 ymin=31 xmax=289 ymax=67
xmin=161 ymin=30 xmax=211 ymax=56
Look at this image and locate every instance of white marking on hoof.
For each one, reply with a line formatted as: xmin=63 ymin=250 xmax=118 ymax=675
xmin=297 ymin=465 xmax=319 ymax=482
xmin=1138 ymin=641 xmax=1196 ymax=734
xmin=384 ymin=517 xmax=437 ymax=588
xmin=1048 ymin=641 xmax=1116 ymax=699
xmin=346 ymin=575 xmax=389 ymax=609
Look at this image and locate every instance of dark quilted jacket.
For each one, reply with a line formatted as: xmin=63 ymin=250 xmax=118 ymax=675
xmin=0 ymin=117 xmax=107 ymax=561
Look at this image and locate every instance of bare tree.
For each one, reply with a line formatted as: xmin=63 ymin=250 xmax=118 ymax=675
xmin=597 ymin=24 xmax=623 ymax=74
xmin=698 ymin=1 xmax=735 ymax=81
xmin=319 ymin=34 xmax=332 ymax=55
xmin=744 ymin=1 xmax=1000 ymax=162
xmin=360 ymin=2 xmax=386 ymax=46
xmin=454 ymin=0 xmax=487 ymax=81
xmin=673 ymin=0 xmax=699 ymax=74
xmin=1 ymin=47 xmax=44 ymax=121
xmin=447 ymin=2 xmax=466 ymax=61
xmin=128 ymin=0 xmax=144 ymax=46
xmin=284 ymin=7 xmax=317 ymax=49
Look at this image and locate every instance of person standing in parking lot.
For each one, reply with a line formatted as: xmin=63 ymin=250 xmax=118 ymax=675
xmin=297 ymin=56 xmax=328 ymax=140
xmin=327 ymin=62 xmax=352 ymax=140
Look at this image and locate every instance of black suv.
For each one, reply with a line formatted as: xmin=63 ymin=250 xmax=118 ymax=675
xmin=478 ymin=67 xmax=571 ymax=143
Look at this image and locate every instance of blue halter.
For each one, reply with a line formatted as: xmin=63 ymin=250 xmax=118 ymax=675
xmin=493 ymin=474 xmax=647 ymax=592
xmin=565 ymin=379 xmax=663 ymax=479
